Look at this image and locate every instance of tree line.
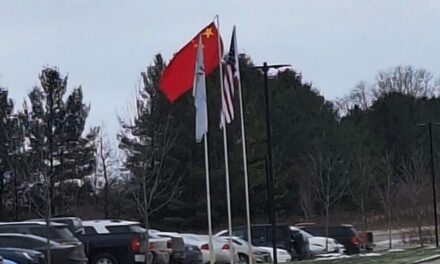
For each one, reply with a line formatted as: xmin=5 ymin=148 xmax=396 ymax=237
xmin=1 ymin=56 xmax=440 ymax=237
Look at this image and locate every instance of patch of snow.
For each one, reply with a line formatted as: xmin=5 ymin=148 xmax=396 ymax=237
xmin=359 ymin=253 xmax=382 ymax=257
xmin=388 ymin=248 xmax=405 ymax=253
xmin=376 ymin=239 xmax=402 ymax=246
xmin=315 ymin=253 xmax=343 ymax=258
xmin=314 ymin=254 xmax=351 ymax=261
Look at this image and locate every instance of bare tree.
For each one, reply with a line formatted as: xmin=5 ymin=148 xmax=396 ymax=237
xmin=96 ymin=127 xmax=115 ymax=218
xmin=375 ymin=152 xmax=399 ymax=249
xmin=348 ymin=152 xmax=374 ymax=248
xmin=334 ymin=82 xmax=373 ymax=116
xmin=374 ymin=66 xmax=435 ymax=98
xmin=118 ymin=61 xmax=184 ymax=264
xmin=297 ymin=170 xmax=315 ymax=220
xmin=398 ymin=148 xmax=430 ymax=247
xmin=309 ymin=148 xmax=348 ymax=251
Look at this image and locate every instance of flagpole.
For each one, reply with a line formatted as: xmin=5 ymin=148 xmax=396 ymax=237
xmin=234 ymin=26 xmax=253 ymax=264
xmin=204 ymin=134 xmax=215 ymax=264
xmin=216 ymin=15 xmax=234 ymax=264
xmin=199 ymin=35 xmax=215 ymax=264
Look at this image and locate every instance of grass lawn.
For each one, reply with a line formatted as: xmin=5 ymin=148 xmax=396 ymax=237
xmin=293 ymin=247 xmax=440 ymax=264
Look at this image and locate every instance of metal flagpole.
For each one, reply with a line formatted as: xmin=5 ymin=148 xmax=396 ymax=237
xmin=195 ymin=33 xmax=215 ymax=264
xmin=204 ymin=134 xmax=215 ymax=264
xmin=215 ymin=15 xmax=234 ymax=264
xmin=234 ymin=26 xmax=253 ymax=264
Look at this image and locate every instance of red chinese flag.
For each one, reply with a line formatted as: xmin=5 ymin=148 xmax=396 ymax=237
xmin=160 ymin=22 xmax=222 ymax=102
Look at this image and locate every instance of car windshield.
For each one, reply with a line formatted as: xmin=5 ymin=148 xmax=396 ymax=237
xmin=299 ymin=230 xmax=313 ymax=239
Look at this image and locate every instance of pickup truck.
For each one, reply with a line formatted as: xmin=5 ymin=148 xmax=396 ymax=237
xmin=80 ymin=219 xmax=185 ymax=264
xmin=77 ymin=231 xmax=145 ymax=264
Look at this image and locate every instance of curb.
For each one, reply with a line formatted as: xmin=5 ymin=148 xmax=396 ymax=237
xmin=412 ymin=254 xmax=440 ymax=264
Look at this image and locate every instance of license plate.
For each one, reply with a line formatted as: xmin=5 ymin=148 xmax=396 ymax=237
xmin=135 ymin=254 xmax=145 ymax=262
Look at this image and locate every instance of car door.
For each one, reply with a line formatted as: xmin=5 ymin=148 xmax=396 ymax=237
xmin=0 ymin=236 xmax=37 ymax=249
xmin=251 ymin=228 xmax=267 ymax=246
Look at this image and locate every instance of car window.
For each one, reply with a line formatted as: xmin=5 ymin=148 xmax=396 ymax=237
xmin=349 ymin=227 xmax=358 ymax=235
xmin=106 ymin=224 xmax=144 ymax=233
xmin=303 ymin=226 xmax=324 ymax=236
xmin=106 ymin=226 xmax=131 ymax=233
xmin=29 ymin=226 xmax=77 ymax=242
xmin=252 ymin=228 xmax=266 ymax=241
xmin=299 ymin=230 xmax=313 ymax=239
xmin=0 ymin=237 xmax=35 ymax=248
xmin=266 ymin=227 xmax=289 ymax=241
xmin=148 ymin=232 xmax=160 ymax=239
xmin=232 ymin=239 xmax=242 ymax=245
xmin=0 ymin=227 xmax=18 ymax=233
xmin=232 ymin=230 xmax=245 ymax=238
xmin=84 ymin=226 xmax=97 ymax=234
xmin=128 ymin=225 xmax=145 ymax=233
xmin=329 ymin=227 xmax=346 ymax=237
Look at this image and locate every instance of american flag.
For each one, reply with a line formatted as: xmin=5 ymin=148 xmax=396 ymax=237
xmin=221 ymin=27 xmax=239 ymax=127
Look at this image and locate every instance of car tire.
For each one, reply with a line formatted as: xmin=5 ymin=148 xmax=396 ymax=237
xmin=92 ymin=253 xmax=119 ymax=264
xmin=149 ymin=252 xmax=155 ymax=264
xmin=238 ymin=254 xmax=249 ymax=264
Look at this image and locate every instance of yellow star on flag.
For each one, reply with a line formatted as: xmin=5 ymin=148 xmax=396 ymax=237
xmin=202 ymin=27 xmax=214 ymax=39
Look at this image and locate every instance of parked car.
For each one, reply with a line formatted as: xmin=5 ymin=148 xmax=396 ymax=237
xmin=254 ymin=247 xmax=291 ymax=263
xmin=30 ymin=217 xmax=84 ymax=236
xmin=217 ymin=236 xmax=270 ymax=263
xmin=289 ymin=226 xmax=344 ymax=255
xmin=297 ymin=224 xmax=361 ymax=254
xmin=216 ymin=224 xmax=310 ymax=260
xmin=0 ymin=233 xmax=87 ymax=264
xmin=179 ymin=234 xmax=238 ymax=264
xmin=0 ymin=247 xmax=46 ymax=264
xmin=154 ymin=231 xmax=203 ymax=264
xmin=0 ymin=221 xmax=82 ymax=245
xmin=148 ymin=230 xmax=186 ymax=264
xmin=0 ymin=221 xmax=87 ymax=263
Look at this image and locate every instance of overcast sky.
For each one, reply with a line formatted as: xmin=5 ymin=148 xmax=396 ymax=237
xmin=1 ymin=0 xmax=440 ymax=138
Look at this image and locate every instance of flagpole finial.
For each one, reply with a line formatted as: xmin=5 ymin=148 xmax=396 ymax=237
xmin=214 ymin=15 xmax=220 ymax=28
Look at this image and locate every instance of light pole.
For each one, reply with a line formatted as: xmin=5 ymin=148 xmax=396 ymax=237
xmin=418 ymin=122 xmax=439 ymax=248
xmin=254 ymin=62 xmax=290 ymax=264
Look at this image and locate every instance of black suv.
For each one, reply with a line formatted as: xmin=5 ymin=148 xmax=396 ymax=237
xmin=0 ymin=233 xmax=87 ymax=264
xmin=225 ymin=224 xmax=310 ymax=260
xmin=0 ymin=221 xmax=81 ymax=244
xmin=0 ymin=221 xmax=88 ymax=262
xmin=30 ymin=217 xmax=84 ymax=236
xmin=298 ymin=224 xmax=361 ymax=254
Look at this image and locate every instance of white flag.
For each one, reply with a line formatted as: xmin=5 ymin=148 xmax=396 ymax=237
xmin=193 ymin=36 xmax=208 ymax=143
